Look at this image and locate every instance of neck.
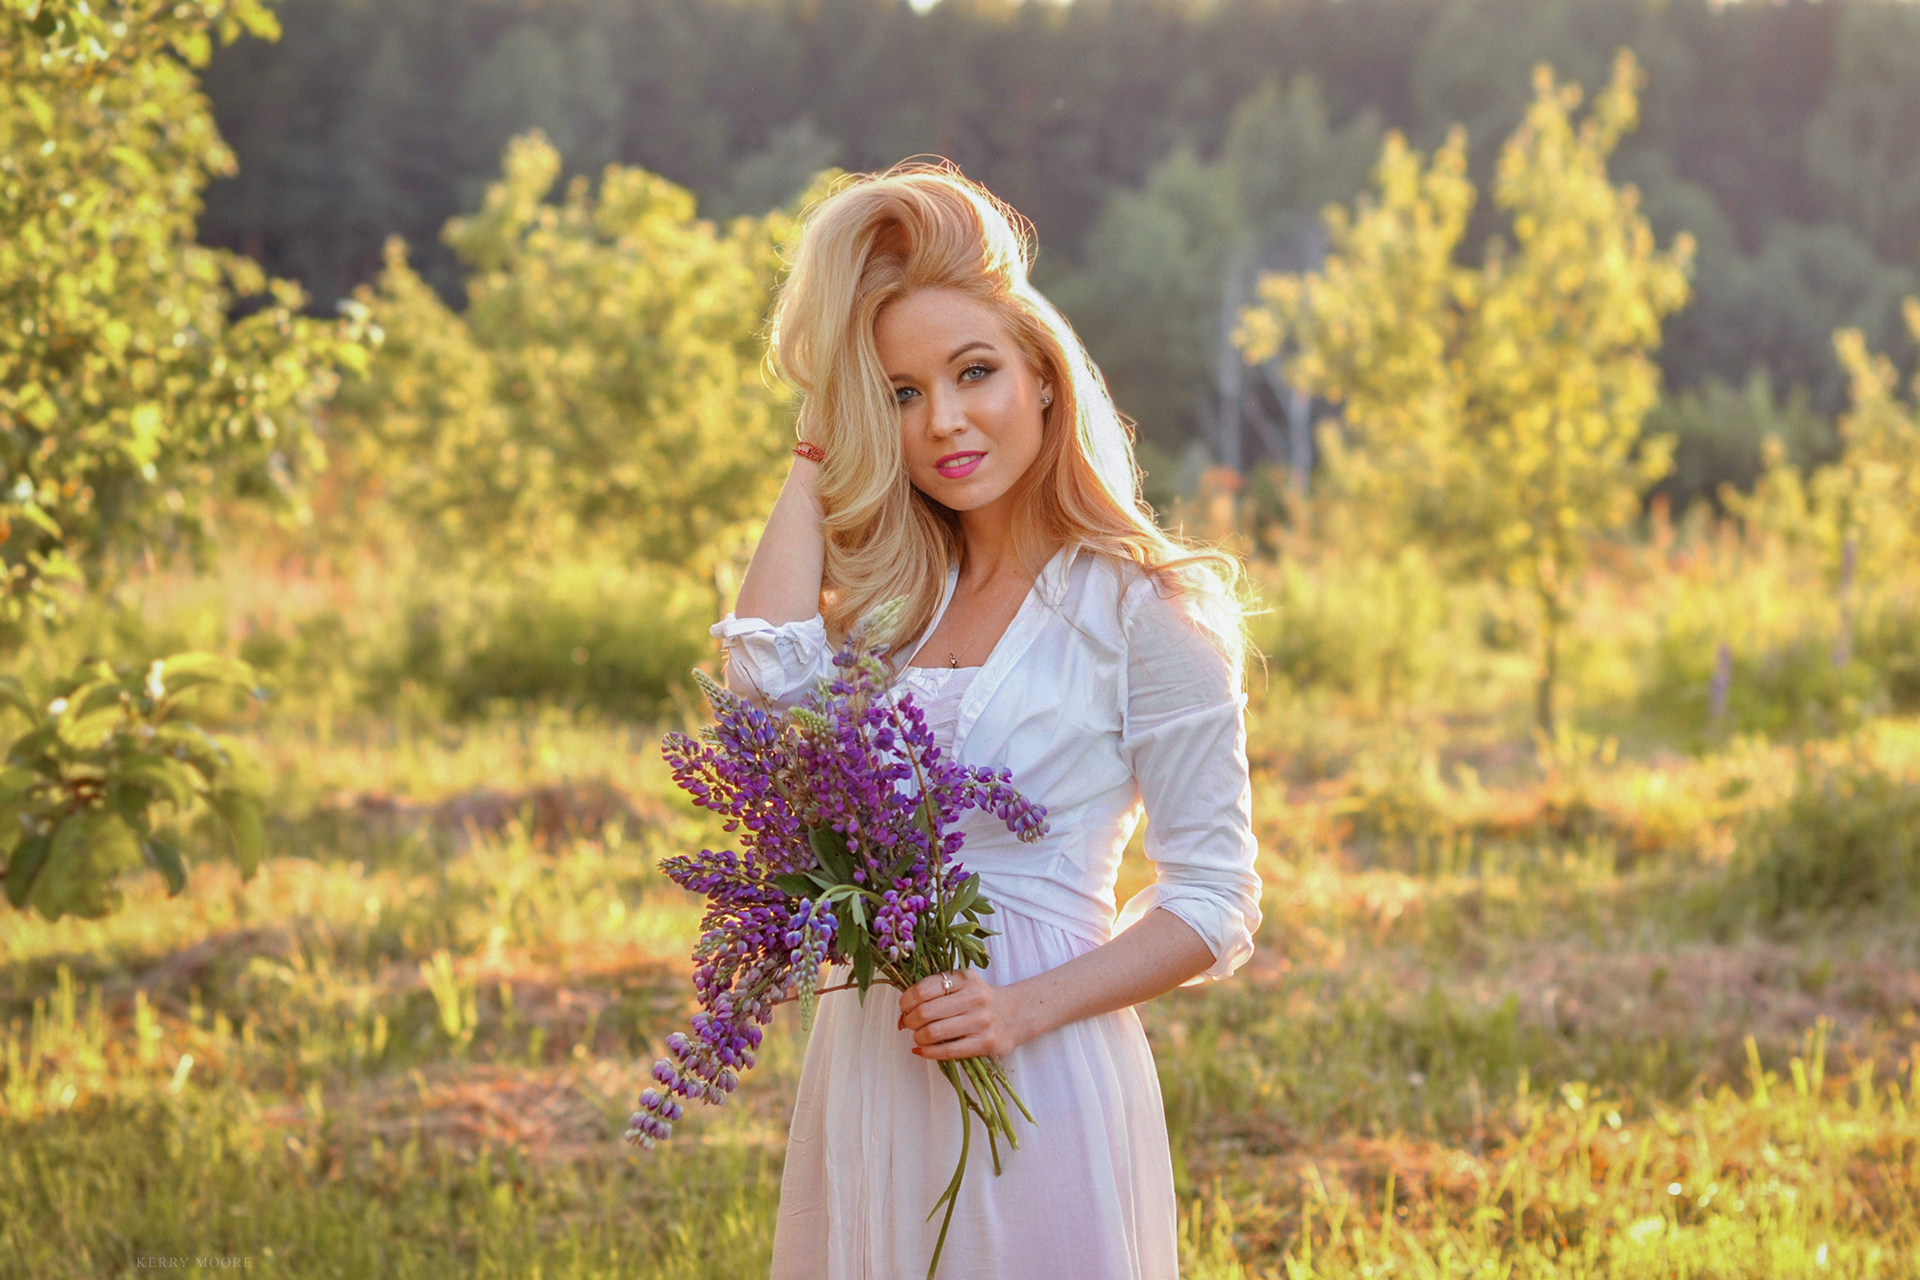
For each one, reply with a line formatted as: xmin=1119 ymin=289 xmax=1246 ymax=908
xmin=956 ymin=498 xmax=1045 ymax=587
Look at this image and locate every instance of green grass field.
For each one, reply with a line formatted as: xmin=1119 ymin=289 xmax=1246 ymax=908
xmin=6 ymin=549 xmax=1920 ymax=1277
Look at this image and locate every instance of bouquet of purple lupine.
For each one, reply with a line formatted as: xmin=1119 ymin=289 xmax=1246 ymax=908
xmin=626 ymin=598 xmax=1049 ymax=1276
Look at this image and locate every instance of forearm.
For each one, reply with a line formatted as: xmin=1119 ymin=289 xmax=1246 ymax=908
xmin=732 ymin=458 xmax=826 ymax=625
xmin=1006 ymin=908 xmax=1215 ymax=1046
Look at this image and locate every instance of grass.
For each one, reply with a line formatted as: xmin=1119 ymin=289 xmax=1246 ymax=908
xmin=6 ymin=537 xmax=1920 ymax=1276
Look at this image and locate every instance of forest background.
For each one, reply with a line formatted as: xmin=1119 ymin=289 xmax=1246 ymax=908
xmin=7 ymin=0 xmax=1920 ymax=1276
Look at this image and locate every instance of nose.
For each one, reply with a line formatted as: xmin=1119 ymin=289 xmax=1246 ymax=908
xmin=926 ymin=383 xmax=969 ymax=439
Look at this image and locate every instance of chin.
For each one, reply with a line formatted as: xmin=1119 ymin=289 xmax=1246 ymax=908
xmin=924 ymin=481 xmax=1008 ymax=513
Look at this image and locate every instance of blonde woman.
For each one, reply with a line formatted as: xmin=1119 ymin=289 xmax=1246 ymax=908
xmin=713 ymin=164 xmax=1263 ymax=1279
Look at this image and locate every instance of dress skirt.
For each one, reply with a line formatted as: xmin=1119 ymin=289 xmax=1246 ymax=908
xmin=769 ymin=905 xmax=1179 ymax=1280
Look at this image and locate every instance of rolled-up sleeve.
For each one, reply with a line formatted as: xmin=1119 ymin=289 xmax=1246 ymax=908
xmin=710 ymin=613 xmax=837 ymax=712
xmin=1111 ymin=574 xmax=1263 ymax=982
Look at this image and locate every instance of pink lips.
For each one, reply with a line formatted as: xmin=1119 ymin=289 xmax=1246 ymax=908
xmin=935 ymin=451 xmax=984 ymax=479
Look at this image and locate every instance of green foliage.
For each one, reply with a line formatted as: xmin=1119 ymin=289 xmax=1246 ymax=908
xmin=1803 ymin=1 xmax=1920 ymax=266
xmin=379 ymin=558 xmax=717 ymax=720
xmin=1722 ymin=746 xmax=1920 ymax=926
xmin=1051 ymin=76 xmax=1382 ymax=450
xmin=1243 ymin=51 xmax=1693 ymax=732
xmin=0 ymin=652 xmax=268 ymax=922
xmin=6 ymin=548 xmax=718 ymax=727
xmin=0 ymin=0 xmax=366 ymax=624
xmin=1732 ymin=299 xmax=1920 ymax=595
xmin=1645 ymin=371 xmax=1834 ymax=515
xmin=1647 ymin=625 xmax=1878 ymax=746
xmin=333 ymin=132 xmax=795 ymax=573
xmin=1248 ymin=544 xmax=1456 ymax=715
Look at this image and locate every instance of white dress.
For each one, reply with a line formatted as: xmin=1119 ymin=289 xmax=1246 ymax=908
xmin=710 ymin=543 xmax=1263 ymax=1280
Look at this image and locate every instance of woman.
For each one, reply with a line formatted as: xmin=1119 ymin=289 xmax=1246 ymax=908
xmin=711 ymin=164 xmax=1263 ymax=1279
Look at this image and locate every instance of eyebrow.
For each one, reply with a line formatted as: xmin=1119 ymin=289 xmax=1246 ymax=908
xmin=947 ymin=340 xmax=997 ymax=363
xmin=889 ymin=340 xmax=1000 ymax=383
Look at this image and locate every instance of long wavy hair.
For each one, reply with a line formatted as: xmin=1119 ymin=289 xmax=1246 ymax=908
xmin=767 ymin=161 xmax=1250 ymax=676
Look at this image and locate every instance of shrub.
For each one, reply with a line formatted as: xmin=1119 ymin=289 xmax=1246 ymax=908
xmin=378 ymin=559 xmax=715 ymax=720
xmin=1247 ymin=545 xmax=1455 ymax=714
xmin=1722 ymin=746 xmax=1920 ymax=924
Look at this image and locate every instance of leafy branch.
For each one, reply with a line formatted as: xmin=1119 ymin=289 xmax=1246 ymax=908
xmin=1 ymin=652 xmax=271 ymax=921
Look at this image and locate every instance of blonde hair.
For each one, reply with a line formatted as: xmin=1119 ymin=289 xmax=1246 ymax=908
xmin=768 ymin=161 xmax=1250 ymax=676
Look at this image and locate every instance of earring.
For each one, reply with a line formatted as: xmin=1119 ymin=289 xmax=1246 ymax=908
xmin=1041 ymin=393 xmax=1052 ymax=406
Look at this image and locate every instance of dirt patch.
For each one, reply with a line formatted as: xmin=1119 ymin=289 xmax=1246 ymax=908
xmin=322 ymin=777 xmax=661 ymax=851
xmin=259 ymin=1059 xmax=648 ymax=1167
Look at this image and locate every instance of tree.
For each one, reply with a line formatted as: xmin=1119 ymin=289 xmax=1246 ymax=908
xmin=1050 ymin=76 xmax=1381 ymax=462
xmin=1803 ymin=1 xmax=1920 ymax=266
xmin=1241 ymin=51 xmax=1693 ymax=734
xmin=1 ymin=0 xmax=359 ymax=919
xmin=332 ymin=132 xmax=798 ymax=575
xmin=0 ymin=0 xmax=365 ymax=623
xmin=1824 ymin=300 xmax=1920 ymax=581
xmin=1736 ymin=299 xmax=1920 ymax=590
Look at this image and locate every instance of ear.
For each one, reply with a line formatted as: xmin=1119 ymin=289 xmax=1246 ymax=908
xmin=1039 ymin=379 xmax=1055 ymax=409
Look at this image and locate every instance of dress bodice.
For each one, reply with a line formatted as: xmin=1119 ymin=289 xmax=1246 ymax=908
xmin=892 ymin=663 xmax=982 ymax=760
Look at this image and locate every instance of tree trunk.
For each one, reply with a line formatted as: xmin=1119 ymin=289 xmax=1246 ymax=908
xmin=1535 ymin=600 xmax=1559 ymax=738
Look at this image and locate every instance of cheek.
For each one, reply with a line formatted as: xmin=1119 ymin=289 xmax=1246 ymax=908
xmin=1009 ymin=395 xmax=1047 ymax=462
xmin=987 ymin=382 xmax=1042 ymax=451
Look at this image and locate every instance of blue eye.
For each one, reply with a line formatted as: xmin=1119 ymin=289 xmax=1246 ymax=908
xmin=960 ymin=363 xmax=991 ymax=382
xmin=894 ymin=385 xmax=918 ymax=404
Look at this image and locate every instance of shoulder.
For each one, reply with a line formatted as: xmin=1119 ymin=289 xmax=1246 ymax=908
xmin=1084 ymin=551 xmax=1244 ymax=683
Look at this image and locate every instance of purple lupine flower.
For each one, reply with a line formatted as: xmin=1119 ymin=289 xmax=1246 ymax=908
xmin=629 ymin=608 xmax=1048 ymax=1209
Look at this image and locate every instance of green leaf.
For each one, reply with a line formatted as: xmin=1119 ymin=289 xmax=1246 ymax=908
xmin=56 ymin=710 xmax=122 ymax=752
xmin=15 ymin=502 xmax=60 ymax=539
xmin=143 ymin=836 xmax=187 ymax=896
xmin=106 ymin=785 xmax=155 ymax=835
xmin=33 ymin=811 xmax=143 ymax=922
xmin=153 ymin=653 xmax=265 ymax=703
xmin=771 ymin=872 xmax=817 ymax=900
xmin=946 ymin=874 xmax=980 ymax=921
xmin=0 ymin=676 xmax=41 ymax=723
xmin=0 ymin=796 xmax=27 ymax=853
xmin=0 ymin=766 xmax=40 ymax=802
xmin=55 ymin=682 xmax=124 ymax=749
xmin=64 ymin=676 xmax=127 ymax=722
xmin=851 ymin=940 xmax=875 ymax=998
xmin=117 ymin=753 xmax=200 ymax=810
xmin=6 ymin=724 xmax=62 ymax=771
xmin=807 ymin=825 xmax=854 ymax=882
xmin=208 ymin=789 xmax=266 ymax=877
xmin=3 ymin=833 xmax=52 ymax=909
xmin=207 ymin=733 xmax=269 ymax=795
xmin=151 ymin=723 xmax=232 ymax=776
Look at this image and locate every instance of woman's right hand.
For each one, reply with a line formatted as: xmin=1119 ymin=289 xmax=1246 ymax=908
xmin=730 ymin=447 xmax=828 ymax=626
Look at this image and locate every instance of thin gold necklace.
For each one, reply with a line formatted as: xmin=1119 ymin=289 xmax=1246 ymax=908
xmin=931 ymin=552 xmax=1049 ymax=669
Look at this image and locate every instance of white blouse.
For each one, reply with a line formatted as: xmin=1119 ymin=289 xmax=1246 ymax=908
xmin=709 ymin=541 xmax=1262 ymax=982
xmin=893 ymin=663 xmax=982 ymax=759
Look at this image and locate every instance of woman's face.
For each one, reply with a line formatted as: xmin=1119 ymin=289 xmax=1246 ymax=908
xmin=875 ymin=287 xmax=1052 ymax=518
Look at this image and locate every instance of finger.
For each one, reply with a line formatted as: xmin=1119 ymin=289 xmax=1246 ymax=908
xmin=913 ymin=1010 xmax=987 ymax=1047
xmin=899 ymin=990 xmax=965 ymax=1032
xmin=914 ymin=1033 xmax=995 ymax=1061
xmin=898 ymin=976 xmax=975 ymax=1029
xmin=899 ymin=973 xmax=949 ymax=1013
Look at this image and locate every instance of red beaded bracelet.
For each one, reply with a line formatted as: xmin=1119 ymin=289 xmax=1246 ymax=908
xmin=792 ymin=441 xmax=825 ymax=463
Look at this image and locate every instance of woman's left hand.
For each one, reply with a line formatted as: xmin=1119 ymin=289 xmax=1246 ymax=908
xmin=897 ymin=970 xmax=1027 ymax=1061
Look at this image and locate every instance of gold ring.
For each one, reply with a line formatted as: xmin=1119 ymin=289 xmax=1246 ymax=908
xmin=941 ymin=972 xmax=953 ymax=993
